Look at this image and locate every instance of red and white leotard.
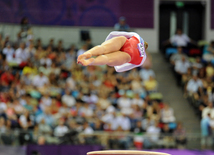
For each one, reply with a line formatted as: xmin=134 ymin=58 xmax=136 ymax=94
xmin=105 ymin=31 xmax=147 ymax=72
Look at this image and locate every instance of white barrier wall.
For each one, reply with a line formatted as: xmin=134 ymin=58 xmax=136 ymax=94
xmin=0 ymin=24 xmax=159 ymax=52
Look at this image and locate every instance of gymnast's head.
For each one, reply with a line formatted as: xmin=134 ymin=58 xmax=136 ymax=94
xmin=144 ymin=41 xmax=148 ymax=50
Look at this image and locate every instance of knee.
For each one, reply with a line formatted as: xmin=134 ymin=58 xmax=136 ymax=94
xmin=117 ymin=36 xmax=127 ymax=45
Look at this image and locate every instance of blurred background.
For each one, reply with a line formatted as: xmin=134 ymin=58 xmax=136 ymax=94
xmin=0 ymin=0 xmax=214 ymax=155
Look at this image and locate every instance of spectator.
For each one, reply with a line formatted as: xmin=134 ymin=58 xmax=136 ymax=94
xmin=0 ymin=34 xmax=4 ymax=51
xmin=0 ymin=117 xmax=6 ymax=133
xmin=186 ymin=74 xmax=203 ymax=97
xmin=209 ymin=115 xmax=214 ymax=143
xmin=0 ymin=102 xmax=7 ymax=119
xmin=114 ymin=16 xmax=130 ymax=32
xmin=55 ymin=39 xmax=64 ymax=52
xmin=133 ymin=121 xmax=143 ymax=150
xmin=82 ymin=121 xmax=95 ymax=144
xmin=131 ymin=93 xmax=145 ymax=108
xmin=54 ymin=119 xmax=69 ymax=137
xmin=202 ymin=102 xmax=214 ymax=119
xmin=17 ymin=17 xmax=33 ymax=42
xmin=38 ymin=118 xmax=52 ymax=136
xmin=82 ymin=103 xmax=94 ymax=118
xmin=22 ymin=62 xmax=38 ymax=76
xmin=98 ymin=94 xmax=111 ymax=110
xmin=32 ymin=72 xmax=49 ymax=88
xmin=170 ymin=46 xmax=188 ymax=66
xmin=130 ymin=76 xmax=143 ymax=93
xmin=139 ymin=66 xmax=156 ymax=81
xmin=0 ymin=69 xmax=14 ymax=88
xmin=173 ymin=122 xmax=187 ymax=149
xmin=161 ymin=104 xmax=176 ymax=123
xmin=25 ymin=42 xmax=36 ymax=57
xmin=144 ymin=121 xmax=161 ymax=149
xmin=148 ymin=101 xmax=161 ymax=121
xmin=15 ymin=42 xmax=29 ymax=65
xmin=2 ymin=42 xmax=15 ymax=63
xmin=50 ymin=63 xmax=61 ymax=76
xmin=23 ymin=95 xmax=35 ymax=112
xmin=159 ymin=123 xmax=174 ymax=148
xmin=132 ymin=120 xmax=144 ymax=133
xmin=161 ymin=123 xmax=173 ymax=134
xmin=2 ymin=35 xmax=10 ymax=48
xmin=191 ymin=57 xmax=203 ymax=76
xmin=117 ymin=94 xmax=132 ymax=115
xmin=203 ymin=40 xmax=214 ymax=62
xmin=13 ymin=99 xmax=24 ymax=115
xmin=36 ymin=107 xmax=55 ymax=127
xmin=93 ymin=119 xmax=103 ymax=131
xmin=0 ymin=54 xmax=4 ymax=71
xmin=201 ymin=113 xmax=212 ymax=150
xmin=116 ymin=112 xmax=131 ymax=131
xmin=26 ymin=35 xmax=34 ymax=47
xmin=19 ymin=109 xmax=34 ymax=129
xmin=59 ymin=101 xmax=71 ymax=117
xmin=164 ymin=28 xmax=195 ymax=48
xmin=20 ymin=17 xmax=32 ymax=34
xmin=40 ymin=92 xmax=52 ymax=110
xmin=102 ymin=111 xmax=117 ymax=131
xmin=141 ymin=116 xmax=155 ymax=132
xmin=174 ymin=56 xmax=190 ymax=86
xmin=35 ymin=38 xmax=43 ymax=49
xmin=62 ymin=89 xmax=76 ymax=108
xmin=40 ymin=54 xmax=52 ymax=67
xmin=143 ymin=75 xmax=158 ymax=93
xmin=83 ymin=121 xmax=94 ymax=134
xmin=205 ymin=62 xmax=214 ymax=78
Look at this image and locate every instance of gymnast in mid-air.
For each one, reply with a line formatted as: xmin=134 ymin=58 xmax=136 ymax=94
xmin=77 ymin=31 xmax=148 ymax=72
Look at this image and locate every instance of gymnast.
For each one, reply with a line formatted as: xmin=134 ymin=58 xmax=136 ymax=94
xmin=77 ymin=31 xmax=148 ymax=72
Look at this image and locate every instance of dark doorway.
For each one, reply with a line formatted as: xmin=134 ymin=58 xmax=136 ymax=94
xmin=159 ymin=1 xmax=205 ymax=50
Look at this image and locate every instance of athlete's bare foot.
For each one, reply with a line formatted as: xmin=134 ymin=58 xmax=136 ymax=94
xmin=77 ymin=58 xmax=95 ymax=66
xmin=77 ymin=52 xmax=92 ymax=62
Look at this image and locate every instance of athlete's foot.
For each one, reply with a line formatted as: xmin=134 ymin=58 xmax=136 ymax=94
xmin=77 ymin=52 xmax=92 ymax=62
xmin=77 ymin=58 xmax=95 ymax=66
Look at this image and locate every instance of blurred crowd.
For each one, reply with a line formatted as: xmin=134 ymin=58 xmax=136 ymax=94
xmin=162 ymin=28 xmax=214 ymax=150
xmin=0 ymin=21 xmax=186 ymax=150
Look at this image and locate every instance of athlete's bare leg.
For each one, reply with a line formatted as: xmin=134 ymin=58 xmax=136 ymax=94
xmin=78 ymin=51 xmax=131 ymax=66
xmin=77 ymin=36 xmax=127 ymax=65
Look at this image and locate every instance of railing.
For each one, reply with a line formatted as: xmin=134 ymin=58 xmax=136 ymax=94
xmin=0 ymin=130 xmax=202 ymax=150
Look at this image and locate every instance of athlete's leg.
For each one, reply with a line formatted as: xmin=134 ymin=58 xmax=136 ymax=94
xmin=78 ymin=51 xmax=131 ymax=66
xmin=77 ymin=36 xmax=127 ymax=62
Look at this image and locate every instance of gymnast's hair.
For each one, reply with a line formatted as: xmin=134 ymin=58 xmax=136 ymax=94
xmin=144 ymin=42 xmax=148 ymax=50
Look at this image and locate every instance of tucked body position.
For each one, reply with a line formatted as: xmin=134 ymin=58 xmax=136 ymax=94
xmin=77 ymin=31 xmax=148 ymax=72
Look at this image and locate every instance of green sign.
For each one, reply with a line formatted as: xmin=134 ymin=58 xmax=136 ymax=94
xmin=175 ymin=1 xmax=185 ymax=8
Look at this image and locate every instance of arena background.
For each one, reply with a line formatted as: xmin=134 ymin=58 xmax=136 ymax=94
xmin=0 ymin=0 xmax=214 ymax=52
xmin=0 ymin=0 xmax=214 ymax=155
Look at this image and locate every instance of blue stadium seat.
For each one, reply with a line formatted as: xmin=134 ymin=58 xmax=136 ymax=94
xmin=165 ymin=48 xmax=177 ymax=58
xmin=203 ymin=45 xmax=209 ymax=55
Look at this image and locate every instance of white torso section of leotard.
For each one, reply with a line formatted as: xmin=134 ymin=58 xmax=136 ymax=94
xmin=105 ymin=31 xmax=147 ymax=72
